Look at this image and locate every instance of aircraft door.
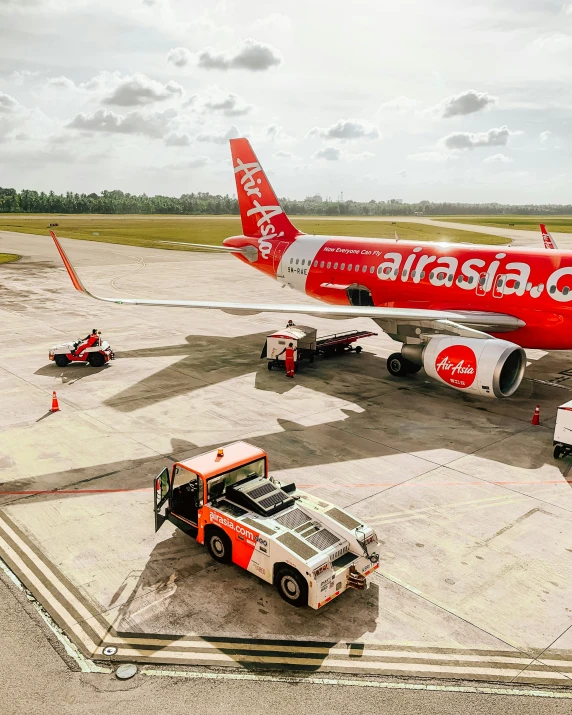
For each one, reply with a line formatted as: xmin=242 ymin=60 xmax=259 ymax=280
xmin=347 ymin=284 xmax=374 ymax=306
xmin=154 ymin=467 xmax=171 ymax=532
xmin=493 ymin=274 xmax=505 ymax=299
xmin=274 ymin=241 xmax=289 ymax=277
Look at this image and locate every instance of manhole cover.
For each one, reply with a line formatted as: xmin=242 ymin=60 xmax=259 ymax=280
xmin=103 ymin=646 xmax=117 ymax=656
xmin=115 ymin=663 xmax=137 ymax=680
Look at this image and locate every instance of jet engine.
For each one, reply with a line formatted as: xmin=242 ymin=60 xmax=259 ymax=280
xmin=403 ymin=337 xmax=526 ymax=398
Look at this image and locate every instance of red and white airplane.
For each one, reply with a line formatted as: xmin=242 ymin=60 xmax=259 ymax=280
xmin=51 ymin=138 xmax=572 ymax=400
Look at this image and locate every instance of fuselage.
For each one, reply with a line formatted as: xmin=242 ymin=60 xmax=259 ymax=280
xmin=224 ymin=234 xmax=572 ymax=350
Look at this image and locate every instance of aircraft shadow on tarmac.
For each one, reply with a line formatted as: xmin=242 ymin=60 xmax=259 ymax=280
xmin=107 ymin=526 xmax=381 ymax=670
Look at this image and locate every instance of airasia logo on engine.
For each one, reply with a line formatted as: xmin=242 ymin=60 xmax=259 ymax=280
xmin=435 ymin=346 xmax=477 ymax=389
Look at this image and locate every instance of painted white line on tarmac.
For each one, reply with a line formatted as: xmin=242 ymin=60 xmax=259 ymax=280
xmin=141 ymin=667 xmax=572 ymax=699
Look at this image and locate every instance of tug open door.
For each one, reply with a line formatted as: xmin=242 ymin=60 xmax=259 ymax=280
xmin=154 ymin=467 xmax=171 ymax=532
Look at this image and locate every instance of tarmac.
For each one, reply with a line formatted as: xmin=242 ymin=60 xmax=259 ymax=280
xmin=1 ymin=229 xmax=572 ymax=688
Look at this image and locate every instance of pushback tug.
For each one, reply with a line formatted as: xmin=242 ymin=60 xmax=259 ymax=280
xmin=154 ymin=441 xmax=380 ymax=608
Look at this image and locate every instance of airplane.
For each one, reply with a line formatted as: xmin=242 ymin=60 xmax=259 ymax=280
xmin=50 ymin=138 xmax=572 ymax=400
xmin=541 ymin=223 xmax=558 ymax=250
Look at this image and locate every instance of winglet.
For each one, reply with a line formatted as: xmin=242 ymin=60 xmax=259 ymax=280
xmin=540 ymin=224 xmax=558 ymax=250
xmin=50 ymin=231 xmax=90 ymax=294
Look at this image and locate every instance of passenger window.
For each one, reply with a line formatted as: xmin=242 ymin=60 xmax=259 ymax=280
xmin=514 ymin=281 xmax=520 ymax=289
xmin=420 ymin=271 xmax=425 ymax=279
xmin=301 ymin=259 xmax=305 ymax=266
xmin=327 ymin=262 xmax=331 ymax=269
xmin=348 ymin=264 xmax=352 ymax=270
xmin=362 ymin=265 xmax=367 ymax=273
xmin=384 ymin=267 xmax=391 ymax=275
xmin=334 ymin=262 xmax=338 ymax=269
xmin=549 ymin=286 xmax=556 ymax=294
xmin=295 ymin=258 xmax=299 ymax=265
xmin=369 ymin=266 xmax=374 ymax=274
xmin=290 ymin=258 xmax=293 ymax=264
xmin=313 ymin=260 xmax=318 ymax=267
xmin=564 ymin=287 xmax=570 ymax=295
xmin=429 ymin=272 xmax=434 ymax=280
xmin=341 ymin=263 xmax=345 ymax=270
xmin=479 ymin=276 xmax=486 ymax=286
xmin=457 ymin=276 xmax=463 ymax=285
xmin=402 ymin=270 xmax=408 ymax=278
xmin=320 ymin=261 xmax=325 ymax=268
xmin=468 ymin=276 xmax=473 ymax=284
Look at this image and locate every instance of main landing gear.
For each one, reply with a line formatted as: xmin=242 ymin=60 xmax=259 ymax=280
xmin=387 ymin=352 xmax=422 ymax=378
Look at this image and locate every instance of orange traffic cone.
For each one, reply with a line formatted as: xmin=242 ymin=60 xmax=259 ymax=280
xmin=50 ymin=391 xmax=60 ymax=413
xmin=531 ymin=405 xmax=540 ymax=425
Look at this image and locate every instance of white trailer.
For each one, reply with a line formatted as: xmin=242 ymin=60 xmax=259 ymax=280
xmin=553 ymin=399 xmax=572 ymax=458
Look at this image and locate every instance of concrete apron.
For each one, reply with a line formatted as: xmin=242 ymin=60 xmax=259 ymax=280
xmin=1 ymin=233 xmax=572 ymax=686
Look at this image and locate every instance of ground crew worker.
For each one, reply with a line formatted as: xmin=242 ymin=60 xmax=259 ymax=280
xmin=277 ymin=342 xmax=296 ymax=378
xmin=286 ymin=319 xmax=295 ymax=327
xmin=74 ymin=329 xmax=100 ymax=355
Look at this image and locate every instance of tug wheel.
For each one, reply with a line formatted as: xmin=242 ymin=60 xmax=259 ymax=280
xmin=554 ymin=444 xmax=563 ymax=460
xmin=88 ymin=352 xmax=106 ymax=368
xmin=206 ymin=528 xmax=232 ymax=564
xmin=268 ymin=361 xmax=273 ymax=371
xmin=275 ymin=566 xmax=308 ymax=607
xmin=54 ymin=355 xmax=69 ymax=368
xmin=355 ymin=345 xmax=363 ymax=354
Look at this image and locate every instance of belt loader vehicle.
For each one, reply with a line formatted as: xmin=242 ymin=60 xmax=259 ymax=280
xmin=154 ymin=441 xmax=380 ymax=608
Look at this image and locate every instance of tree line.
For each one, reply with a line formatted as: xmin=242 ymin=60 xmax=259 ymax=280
xmin=0 ymin=187 xmax=570 ymax=216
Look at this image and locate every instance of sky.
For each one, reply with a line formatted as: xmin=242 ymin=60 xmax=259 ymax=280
xmin=1 ymin=0 xmax=571 ymax=203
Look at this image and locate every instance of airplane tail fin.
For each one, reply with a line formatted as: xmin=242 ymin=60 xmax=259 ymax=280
xmin=230 ymin=138 xmax=301 ymax=240
xmin=540 ymin=223 xmax=558 ymax=250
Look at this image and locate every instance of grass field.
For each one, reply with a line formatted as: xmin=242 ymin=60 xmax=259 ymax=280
xmin=432 ymin=216 xmax=572 ymax=233
xmin=0 ymin=214 xmax=507 ymax=249
xmin=0 ymin=253 xmax=19 ymax=264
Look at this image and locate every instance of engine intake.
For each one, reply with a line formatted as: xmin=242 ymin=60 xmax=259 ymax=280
xmin=420 ymin=337 xmax=526 ymax=398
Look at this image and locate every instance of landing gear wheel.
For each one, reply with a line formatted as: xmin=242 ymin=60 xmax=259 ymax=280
xmin=88 ymin=352 xmax=106 ymax=368
xmin=54 ymin=355 xmax=69 ymax=368
xmin=275 ymin=566 xmax=308 ymax=607
xmin=206 ymin=529 xmax=232 ymax=564
xmin=355 ymin=345 xmax=363 ymax=354
xmin=554 ymin=444 xmax=563 ymax=460
xmin=387 ymin=353 xmax=410 ymax=377
xmin=407 ymin=363 xmax=421 ymax=374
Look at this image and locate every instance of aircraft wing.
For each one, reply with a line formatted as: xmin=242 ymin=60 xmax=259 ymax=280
xmin=540 ymin=224 xmax=558 ymax=250
xmin=51 ymin=232 xmax=525 ymax=333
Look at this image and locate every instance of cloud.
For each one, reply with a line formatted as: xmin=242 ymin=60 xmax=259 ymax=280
xmin=483 ymin=153 xmax=513 ymax=163
xmin=533 ymin=33 xmax=572 ymax=49
xmin=309 ymin=119 xmax=379 ymax=140
xmin=165 ymin=132 xmax=191 ymax=147
xmin=396 ymin=169 xmax=407 ymax=177
xmin=9 ymin=69 xmax=38 ymax=86
xmin=313 ymin=146 xmax=342 ymax=161
xmin=103 ymin=74 xmax=183 ymax=106
xmin=204 ymin=92 xmax=252 ymax=116
xmin=167 ymin=47 xmax=192 ymax=67
xmin=540 ymin=130 xmax=551 ymax=142
xmin=440 ymin=89 xmax=497 ymax=117
xmin=46 ymin=75 xmax=78 ymax=89
xmin=0 ymin=91 xmax=20 ymax=113
xmin=442 ymin=125 xmax=516 ymax=150
xmin=196 ymin=124 xmax=240 ymax=144
xmin=198 ymin=38 xmax=281 ymax=71
xmin=67 ymin=108 xmax=175 ymax=138
xmin=274 ymin=150 xmax=293 ymax=158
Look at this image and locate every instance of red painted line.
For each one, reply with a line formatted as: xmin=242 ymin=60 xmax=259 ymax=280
xmin=298 ymin=481 xmax=570 ymax=488
xmin=0 ymin=488 xmax=153 ymax=495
